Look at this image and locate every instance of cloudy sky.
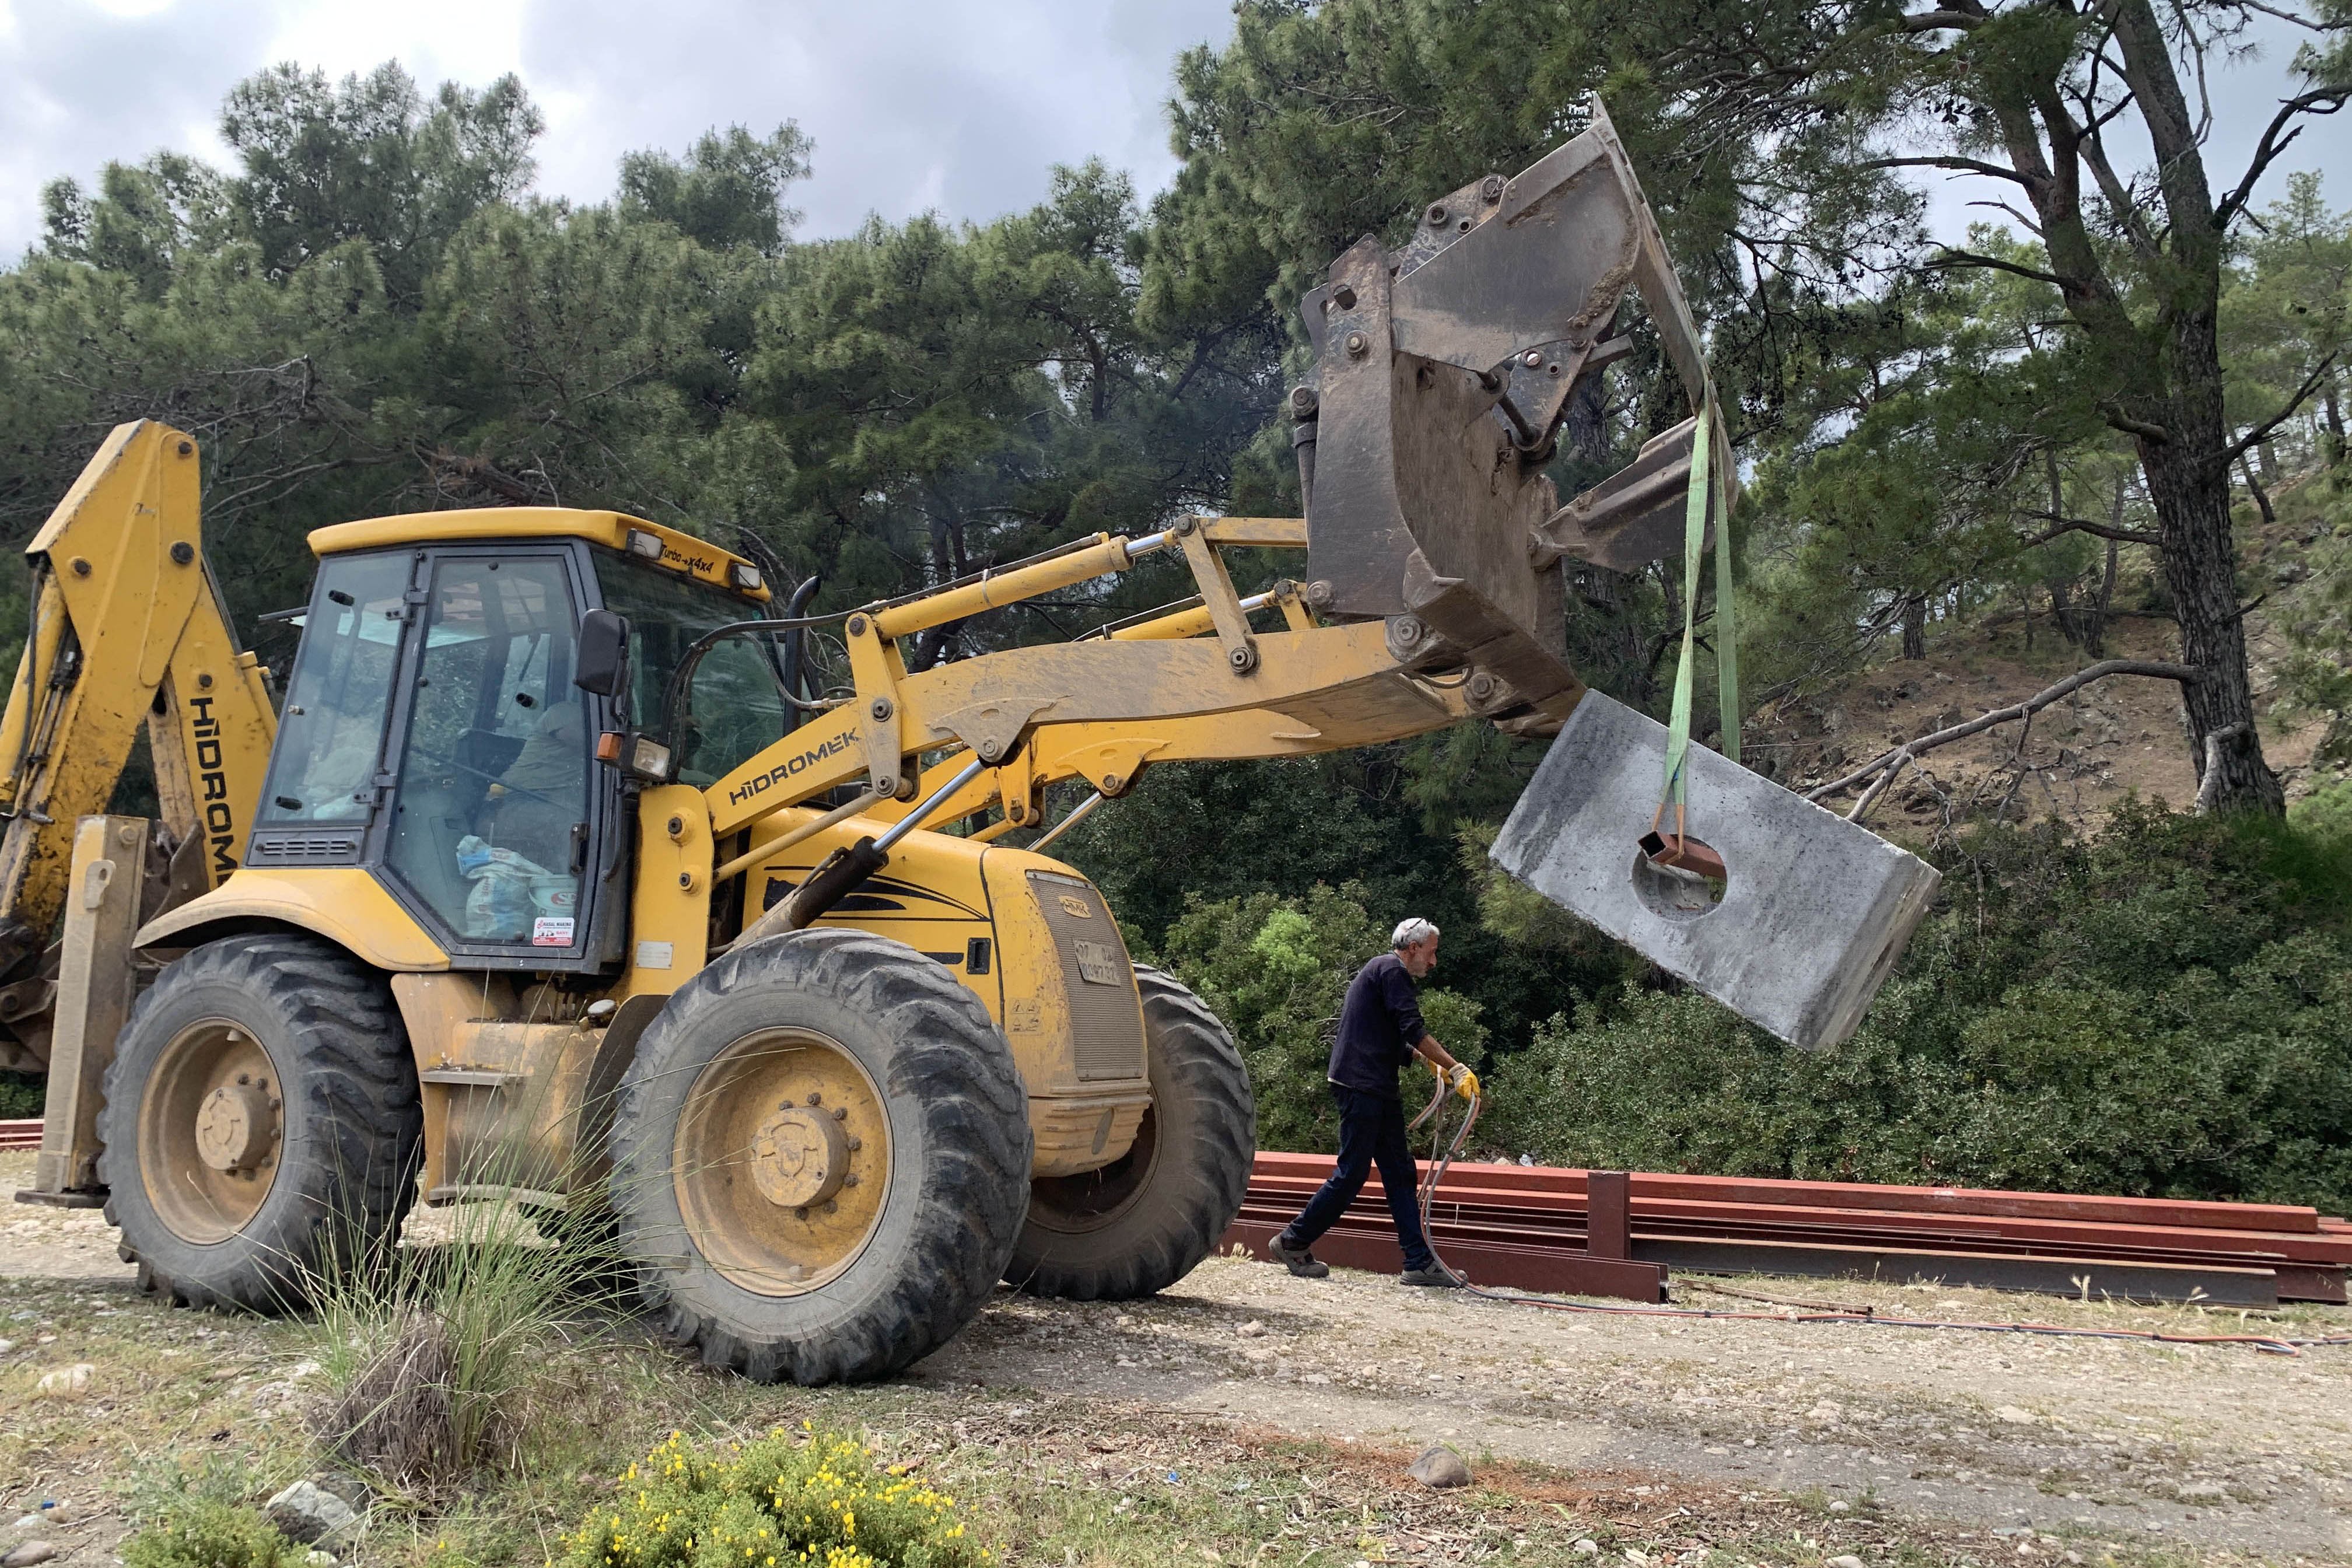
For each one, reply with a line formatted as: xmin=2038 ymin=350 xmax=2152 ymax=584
xmin=0 ymin=0 xmax=1234 ymax=258
xmin=0 ymin=0 xmax=2337 ymax=264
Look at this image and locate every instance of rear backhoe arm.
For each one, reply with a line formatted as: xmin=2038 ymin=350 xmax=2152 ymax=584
xmin=0 ymin=421 xmax=276 ymax=1073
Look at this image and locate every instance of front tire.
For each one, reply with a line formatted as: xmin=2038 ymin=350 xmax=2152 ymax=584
xmin=608 ymin=929 xmax=1031 ymax=1384
xmin=96 ymin=933 xmax=422 ymax=1312
xmin=1007 ymin=965 xmax=1255 ymax=1300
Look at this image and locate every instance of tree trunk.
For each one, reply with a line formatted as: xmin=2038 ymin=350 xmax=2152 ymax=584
xmin=2084 ymin=536 xmax=2117 ymax=661
xmin=1900 ymin=596 xmax=1925 ymax=660
xmin=2238 ymin=450 xmax=2274 ymax=526
xmin=2137 ymin=412 xmax=2281 ymax=813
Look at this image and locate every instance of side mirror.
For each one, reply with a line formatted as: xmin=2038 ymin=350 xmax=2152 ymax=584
xmin=575 ymin=609 xmax=631 ymax=698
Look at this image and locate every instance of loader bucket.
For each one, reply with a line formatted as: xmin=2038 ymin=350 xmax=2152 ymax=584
xmin=1290 ymin=100 xmax=1734 ymax=736
xmin=1293 ymin=103 xmax=1942 ymax=1047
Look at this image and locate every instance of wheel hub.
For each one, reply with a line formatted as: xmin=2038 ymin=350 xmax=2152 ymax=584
xmin=750 ymin=1103 xmax=850 ymax=1210
xmin=672 ymin=1030 xmax=891 ymax=1297
xmin=138 ymin=1021 xmax=284 ymax=1244
xmin=194 ymin=1080 xmax=278 ymax=1173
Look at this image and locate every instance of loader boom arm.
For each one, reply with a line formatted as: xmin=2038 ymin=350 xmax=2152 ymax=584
xmin=0 ymin=421 xmax=275 ymax=1068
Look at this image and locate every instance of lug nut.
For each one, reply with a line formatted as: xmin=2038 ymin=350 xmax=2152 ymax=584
xmin=807 ymin=1092 xmax=822 ymax=1105
xmin=847 ymin=1136 xmax=862 ymax=1151
xmin=1288 ymin=386 xmax=1318 ymax=418
xmin=832 ymin=1106 xmax=847 ymax=1121
xmin=844 ymin=1174 xmax=860 ymax=1188
xmin=1344 ymin=331 xmax=1368 ymax=358
xmin=1523 ymin=351 xmax=1542 ymax=368
xmin=870 ymin=697 xmax=893 ymax=720
xmin=1481 ymin=175 xmax=1504 ymax=203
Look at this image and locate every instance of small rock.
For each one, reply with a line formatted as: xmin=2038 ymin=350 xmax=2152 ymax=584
xmin=1807 ymin=1401 xmax=1846 ymax=1422
xmin=1235 ymin=1320 xmax=1266 ymax=1338
xmin=2178 ymin=1480 xmax=2229 ymax=1503
xmin=33 ymin=1507 xmax=72 ymax=1528
xmin=1993 ymin=1405 xmax=2038 ymax=1424
xmin=1406 ymin=1445 xmax=1471 ymax=1490
xmin=1829 ymin=1499 xmax=1850 ymax=1511
xmin=1242 ymin=1346 xmax=1275 ymax=1363
xmin=34 ymin=1364 xmax=92 ymax=1397
xmin=4 ymin=1545 xmax=58 ymax=1568
xmin=1827 ymin=1557 xmax=1867 ymax=1568
xmin=1572 ymin=1544 xmax=1600 ymax=1558
xmin=0 ymin=1339 xmax=13 ymax=1355
xmin=264 ymin=1481 xmax=360 ymax=1547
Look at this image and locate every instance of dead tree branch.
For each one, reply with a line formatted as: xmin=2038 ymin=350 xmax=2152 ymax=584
xmin=1806 ymin=659 xmax=2203 ymax=803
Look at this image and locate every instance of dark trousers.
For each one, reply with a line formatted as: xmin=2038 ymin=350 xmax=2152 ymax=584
xmin=1279 ymin=1084 xmax=1434 ymax=1272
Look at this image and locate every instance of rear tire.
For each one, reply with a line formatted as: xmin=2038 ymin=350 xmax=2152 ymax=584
xmin=1007 ymin=965 xmax=1255 ymax=1299
xmin=609 ymin=929 xmax=1031 ymax=1384
xmin=97 ymin=933 xmax=421 ymax=1312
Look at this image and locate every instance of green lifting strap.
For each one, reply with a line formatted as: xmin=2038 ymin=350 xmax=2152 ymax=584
xmin=1658 ymin=402 xmax=1739 ymax=823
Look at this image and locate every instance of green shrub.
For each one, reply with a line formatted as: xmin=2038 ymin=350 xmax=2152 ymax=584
xmin=1158 ymin=883 xmax=1486 ymax=1153
xmin=121 ymin=1500 xmax=299 ymax=1568
xmin=0 ymin=1072 xmax=40 ymax=1118
xmin=562 ymin=1427 xmax=991 ymax=1568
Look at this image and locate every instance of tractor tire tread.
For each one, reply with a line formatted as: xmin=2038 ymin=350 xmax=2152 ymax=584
xmin=610 ymin=928 xmax=1030 ymax=1384
xmin=96 ymin=933 xmax=419 ymax=1314
xmin=1011 ymin=964 xmax=1255 ymax=1300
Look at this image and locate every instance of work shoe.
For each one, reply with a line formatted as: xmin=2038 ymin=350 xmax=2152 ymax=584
xmin=1400 ymin=1265 xmax=1461 ymax=1288
xmin=1268 ymin=1237 xmax=1329 ymax=1278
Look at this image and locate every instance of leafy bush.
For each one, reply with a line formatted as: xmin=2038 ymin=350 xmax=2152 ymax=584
xmin=563 ymin=1428 xmax=990 ymax=1568
xmin=1486 ymin=799 xmax=2352 ymax=1207
xmin=0 ymin=1072 xmax=40 ymax=1118
xmin=1158 ymin=882 xmax=1487 ymax=1152
xmin=121 ymin=1500 xmax=299 ymax=1568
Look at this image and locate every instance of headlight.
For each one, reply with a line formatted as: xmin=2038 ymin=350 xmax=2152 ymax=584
xmin=628 ymin=737 xmax=674 ymax=780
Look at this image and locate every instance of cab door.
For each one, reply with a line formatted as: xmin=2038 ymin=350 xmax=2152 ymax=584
xmin=377 ymin=549 xmax=611 ymax=964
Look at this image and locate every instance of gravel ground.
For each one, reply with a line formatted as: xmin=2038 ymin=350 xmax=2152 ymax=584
xmin=8 ymin=1150 xmax=2351 ymax=1563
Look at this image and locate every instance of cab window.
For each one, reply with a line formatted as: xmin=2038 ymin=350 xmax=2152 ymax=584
xmin=253 ymin=553 xmax=410 ymax=827
xmin=596 ymin=557 xmax=790 ymax=787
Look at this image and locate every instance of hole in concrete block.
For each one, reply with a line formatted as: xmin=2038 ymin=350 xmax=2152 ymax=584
xmin=1630 ymin=835 xmax=1728 ymax=921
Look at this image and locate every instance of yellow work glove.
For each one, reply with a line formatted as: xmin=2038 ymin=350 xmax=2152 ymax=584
xmin=1447 ymin=1064 xmax=1480 ymax=1101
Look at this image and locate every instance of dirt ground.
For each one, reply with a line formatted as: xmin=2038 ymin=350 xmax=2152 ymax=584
xmin=8 ymin=1151 xmax=2352 ymax=1566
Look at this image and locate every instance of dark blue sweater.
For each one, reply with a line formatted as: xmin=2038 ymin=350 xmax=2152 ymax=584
xmin=1326 ymin=951 xmax=1427 ymax=1100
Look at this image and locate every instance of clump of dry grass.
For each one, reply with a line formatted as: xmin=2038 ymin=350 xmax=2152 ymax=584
xmin=307 ymin=1178 xmax=625 ymax=1491
xmin=317 ymin=1306 xmax=518 ymax=1484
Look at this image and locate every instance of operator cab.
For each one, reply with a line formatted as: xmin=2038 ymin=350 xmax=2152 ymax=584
xmin=247 ymin=510 xmax=787 ymax=970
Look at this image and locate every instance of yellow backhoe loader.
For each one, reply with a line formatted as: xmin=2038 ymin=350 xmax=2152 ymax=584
xmin=5 ymin=109 xmax=1923 ymax=1383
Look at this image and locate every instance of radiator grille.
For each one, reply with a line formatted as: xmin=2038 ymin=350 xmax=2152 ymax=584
xmin=1026 ymin=871 xmax=1145 ymax=1083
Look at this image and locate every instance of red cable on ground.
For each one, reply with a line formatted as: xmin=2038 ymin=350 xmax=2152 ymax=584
xmin=1409 ymin=1085 xmax=2342 ymax=1357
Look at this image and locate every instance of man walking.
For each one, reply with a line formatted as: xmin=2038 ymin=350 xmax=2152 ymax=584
xmin=1269 ymin=917 xmax=1478 ymax=1287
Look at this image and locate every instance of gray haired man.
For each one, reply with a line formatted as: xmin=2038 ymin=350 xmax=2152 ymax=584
xmin=1269 ymin=917 xmax=1478 ymax=1286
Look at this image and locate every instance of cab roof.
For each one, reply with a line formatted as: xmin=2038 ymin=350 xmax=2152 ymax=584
xmin=305 ymin=508 xmax=771 ymax=603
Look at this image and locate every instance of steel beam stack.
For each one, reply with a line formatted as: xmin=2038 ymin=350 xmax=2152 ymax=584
xmin=1224 ymin=1153 xmax=2352 ymax=1307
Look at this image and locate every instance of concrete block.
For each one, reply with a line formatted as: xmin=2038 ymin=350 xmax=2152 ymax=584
xmin=1492 ymin=692 xmax=1939 ymax=1048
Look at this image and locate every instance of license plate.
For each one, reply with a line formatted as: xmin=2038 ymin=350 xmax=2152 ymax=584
xmin=1072 ymin=939 xmax=1122 ymax=985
